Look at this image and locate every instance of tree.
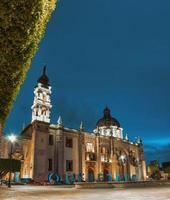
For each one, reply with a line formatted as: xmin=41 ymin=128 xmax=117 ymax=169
xmin=0 ymin=0 xmax=57 ymax=126
xmin=162 ymin=162 xmax=170 ymax=179
xmin=0 ymin=158 xmax=21 ymax=179
xmin=148 ymin=160 xmax=161 ymax=180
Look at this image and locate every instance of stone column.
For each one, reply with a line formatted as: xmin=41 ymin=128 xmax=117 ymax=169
xmin=55 ymin=127 xmax=64 ymax=178
xmin=138 ymin=143 xmax=146 ymax=180
xmin=110 ymin=137 xmax=115 ymax=180
xmin=112 ymin=154 xmax=117 ymax=180
xmin=142 ymin=160 xmax=147 ymax=180
xmin=96 ymin=135 xmax=101 ymax=180
xmin=78 ymin=131 xmax=83 ymax=173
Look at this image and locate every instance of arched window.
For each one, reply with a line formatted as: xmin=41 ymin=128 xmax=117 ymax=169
xmin=43 ymin=95 xmax=46 ymax=101
xmin=86 ymin=143 xmax=94 ymax=152
xmin=101 ymin=146 xmax=108 ymax=154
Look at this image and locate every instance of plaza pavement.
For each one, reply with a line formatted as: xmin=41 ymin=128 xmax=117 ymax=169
xmin=0 ymin=185 xmax=170 ymax=200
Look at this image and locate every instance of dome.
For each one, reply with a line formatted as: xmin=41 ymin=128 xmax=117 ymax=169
xmin=96 ymin=107 xmax=120 ymax=128
xmin=37 ymin=66 xmax=49 ymax=86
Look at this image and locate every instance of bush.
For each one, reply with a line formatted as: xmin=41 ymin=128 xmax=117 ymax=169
xmin=0 ymin=0 xmax=57 ymax=126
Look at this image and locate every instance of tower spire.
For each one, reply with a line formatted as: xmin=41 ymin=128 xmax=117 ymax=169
xmin=43 ymin=65 xmax=46 ymax=75
xmin=80 ymin=121 xmax=84 ymax=131
xmin=37 ymin=66 xmax=49 ymax=86
xmin=57 ymin=116 xmax=63 ymax=125
xmin=57 ymin=116 xmax=63 ymax=128
xmin=125 ymin=133 xmax=129 ymax=141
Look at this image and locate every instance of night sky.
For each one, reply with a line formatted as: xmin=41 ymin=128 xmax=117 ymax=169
xmin=5 ymin=0 xmax=170 ymax=163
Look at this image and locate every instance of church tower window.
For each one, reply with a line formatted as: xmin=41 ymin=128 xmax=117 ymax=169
xmin=66 ymin=137 xmax=73 ymax=148
xmin=66 ymin=160 xmax=73 ymax=171
xmin=48 ymin=159 xmax=52 ymax=171
xmin=49 ymin=135 xmax=54 ymax=145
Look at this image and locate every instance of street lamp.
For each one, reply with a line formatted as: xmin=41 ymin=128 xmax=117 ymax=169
xmin=7 ymin=134 xmax=17 ymax=188
xmin=119 ymin=154 xmax=126 ymax=181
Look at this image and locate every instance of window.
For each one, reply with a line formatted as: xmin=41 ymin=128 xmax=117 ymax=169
xmin=66 ymin=160 xmax=73 ymax=171
xmin=66 ymin=137 xmax=73 ymax=148
xmin=48 ymin=159 xmax=52 ymax=171
xmin=49 ymin=135 xmax=54 ymax=145
xmin=41 ymin=107 xmax=46 ymax=115
xmin=35 ymin=110 xmax=38 ymax=116
xmin=37 ymin=91 xmax=41 ymax=98
xmin=43 ymin=94 xmax=46 ymax=101
xmin=86 ymin=143 xmax=94 ymax=152
xmin=86 ymin=153 xmax=96 ymax=161
xmin=101 ymin=147 xmax=108 ymax=154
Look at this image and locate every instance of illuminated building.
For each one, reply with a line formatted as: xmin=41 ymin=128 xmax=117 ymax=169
xmin=12 ymin=67 xmax=147 ymax=182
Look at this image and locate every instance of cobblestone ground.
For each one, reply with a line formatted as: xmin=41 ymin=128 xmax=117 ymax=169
xmin=0 ymin=186 xmax=170 ymax=200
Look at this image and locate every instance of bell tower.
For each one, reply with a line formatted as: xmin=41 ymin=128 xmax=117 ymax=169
xmin=31 ymin=66 xmax=52 ymax=123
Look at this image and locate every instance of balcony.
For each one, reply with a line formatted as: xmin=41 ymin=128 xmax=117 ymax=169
xmin=101 ymin=155 xmax=111 ymax=163
xmin=85 ymin=152 xmax=96 ymax=161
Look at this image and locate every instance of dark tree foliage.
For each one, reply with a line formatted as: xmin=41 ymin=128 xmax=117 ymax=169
xmin=162 ymin=162 xmax=170 ymax=173
xmin=0 ymin=0 xmax=56 ymax=126
xmin=0 ymin=158 xmax=21 ymax=172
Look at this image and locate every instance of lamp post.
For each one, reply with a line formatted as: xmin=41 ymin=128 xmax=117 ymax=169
xmin=119 ymin=154 xmax=126 ymax=181
xmin=7 ymin=134 xmax=16 ymax=188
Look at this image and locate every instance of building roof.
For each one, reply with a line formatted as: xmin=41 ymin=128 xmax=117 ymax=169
xmin=96 ymin=107 xmax=120 ymax=128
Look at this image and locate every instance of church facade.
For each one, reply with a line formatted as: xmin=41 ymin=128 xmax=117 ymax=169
xmin=16 ymin=67 xmax=146 ymax=183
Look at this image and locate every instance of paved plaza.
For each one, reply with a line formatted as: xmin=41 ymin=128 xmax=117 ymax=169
xmin=0 ymin=185 xmax=170 ymax=200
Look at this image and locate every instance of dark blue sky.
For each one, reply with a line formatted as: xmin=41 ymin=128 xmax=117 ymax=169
xmin=5 ymin=0 xmax=170 ymax=163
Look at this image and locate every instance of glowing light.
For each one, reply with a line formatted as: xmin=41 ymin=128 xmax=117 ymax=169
xmin=8 ymin=134 xmax=17 ymax=143
xmin=120 ymin=155 xmax=126 ymax=161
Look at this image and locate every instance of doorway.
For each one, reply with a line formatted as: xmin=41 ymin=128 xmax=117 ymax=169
xmin=88 ymin=168 xmax=94 ymax=182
